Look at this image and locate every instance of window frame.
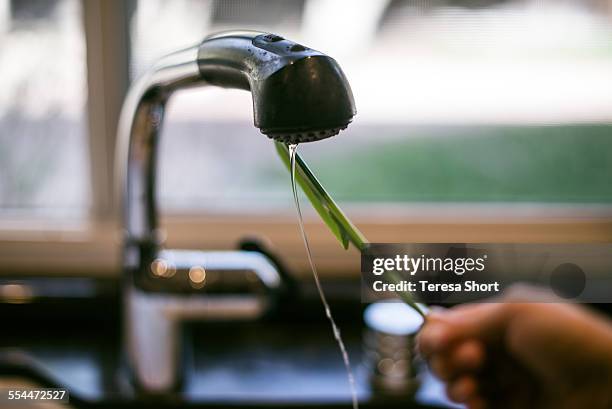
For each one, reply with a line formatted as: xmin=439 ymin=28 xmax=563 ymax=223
xmin=1 ymin=0 xmax=611 ymax=278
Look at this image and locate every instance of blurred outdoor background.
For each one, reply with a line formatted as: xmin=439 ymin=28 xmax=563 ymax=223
xmin=1 ymin=0 xmax=612 ymax=220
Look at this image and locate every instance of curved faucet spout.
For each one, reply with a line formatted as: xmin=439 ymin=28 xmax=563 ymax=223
xmin=116 ymin=45 xmax=201 ymax=251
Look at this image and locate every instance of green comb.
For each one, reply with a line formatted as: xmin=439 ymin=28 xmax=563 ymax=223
xmin=275 ymin=142 xmax=367 ymax=251
xmin=275 ymin=142 xmax=426 ymax=318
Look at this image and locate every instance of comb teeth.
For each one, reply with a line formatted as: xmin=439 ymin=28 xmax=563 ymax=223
xmin=263 ymin=125 xmax=348 ymax=144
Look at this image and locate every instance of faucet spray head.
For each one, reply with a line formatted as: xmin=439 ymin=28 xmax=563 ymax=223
xmin=265 ymin=125 xmax=349 ymax=145
xmin=197 ymin=31 xmax=356 ymax=144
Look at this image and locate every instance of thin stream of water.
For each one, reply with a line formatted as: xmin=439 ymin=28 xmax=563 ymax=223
xmin=288 ymin=144 xmax=359 ymax=409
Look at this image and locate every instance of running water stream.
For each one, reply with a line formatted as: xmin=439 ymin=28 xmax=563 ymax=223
xmin=288 ymin=144 xmax=359 ymax=409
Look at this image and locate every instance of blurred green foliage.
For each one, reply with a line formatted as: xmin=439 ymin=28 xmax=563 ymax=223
xmin=302 ymin=125 xmax=612 ymax=203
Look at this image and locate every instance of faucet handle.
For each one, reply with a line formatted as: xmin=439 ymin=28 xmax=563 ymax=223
xmin=144 ymin=249 xmax=282 ymax=297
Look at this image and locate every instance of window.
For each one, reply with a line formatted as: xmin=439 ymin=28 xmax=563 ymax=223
xmin=128 ymin=0 xmax=612 ymax=212
xmin=2 ymin=0 xmax=612 ymax=276
xmin=0 ymin=0 xmax=89 ymax=219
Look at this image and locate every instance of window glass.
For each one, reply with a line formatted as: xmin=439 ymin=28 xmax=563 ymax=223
xmin=129 ymin=0 xmax=612 ymax=211
xmin=0 ymin=0 xmax=89 ymax=218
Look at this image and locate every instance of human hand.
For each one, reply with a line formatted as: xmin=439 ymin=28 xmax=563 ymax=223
xmin=417 ymin=287 xmax=612 ymax=409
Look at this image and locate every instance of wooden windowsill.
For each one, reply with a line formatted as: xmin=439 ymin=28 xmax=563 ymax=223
xmin=1 ymin=203 xmax=611 ymax=278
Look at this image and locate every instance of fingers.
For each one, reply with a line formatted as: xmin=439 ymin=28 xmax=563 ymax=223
xmin=427 ymin=340 xmax=485 ymax=381
xmin=446 ymin=375 xmax=478 ymax=403
xmin=417 ymin=301 xmax=525 ymax=409
xmin=419 ymin=302 xmax=516 ymax=357
xmin=418 ymin=320 xmax=450 ymax=358
xmin=429 ymin=354 xmax=453 ymax=381
xmin=445 ymin=375 xmax=488 ymax=409
xmin=453 ymin=340 xmax=485 ymax=371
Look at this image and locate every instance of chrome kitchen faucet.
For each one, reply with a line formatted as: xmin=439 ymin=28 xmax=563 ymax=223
xmin=116 ymin=31 xmax=355 ymax=394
